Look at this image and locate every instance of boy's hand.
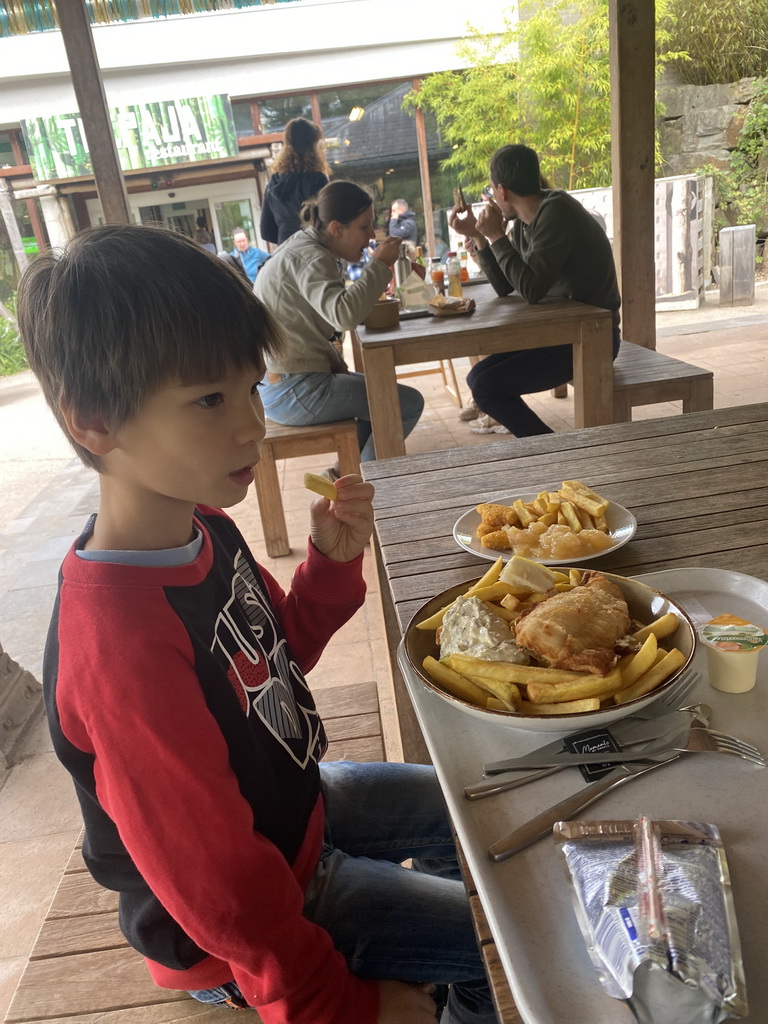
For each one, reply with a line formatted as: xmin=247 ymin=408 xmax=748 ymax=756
xmin=309 ymin=474 xmax=374 ymax=563
xmin=376 ymin=981 xmax=436 ymax=1024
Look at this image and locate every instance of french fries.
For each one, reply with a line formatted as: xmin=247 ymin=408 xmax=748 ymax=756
xmin=416 ymin=564 xmax=688 ymax=719
xmin=475 ymin=480 xmax=614 ymax=561
xmin=303 ymin=472 xmax=337 ymax=501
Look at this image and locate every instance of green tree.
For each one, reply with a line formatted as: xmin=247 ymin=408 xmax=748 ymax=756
xmin=661 ymin=0 xmax=768 ymax=85
xmin=406 ymin=0 xmax=683 ymax=193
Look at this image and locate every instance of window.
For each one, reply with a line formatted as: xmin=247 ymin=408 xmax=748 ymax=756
xmin=257 ymin=94 xmax=312 ymax=134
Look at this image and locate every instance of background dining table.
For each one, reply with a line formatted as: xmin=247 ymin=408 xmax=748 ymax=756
xmin=363 ymin=402 xmax=768 ymax=1024
xmin=352 ymin=281 xmax=615 ymax=459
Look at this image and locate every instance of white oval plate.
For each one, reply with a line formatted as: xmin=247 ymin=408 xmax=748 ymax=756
xmin=453 ymin=492 xmax=637 ymax=566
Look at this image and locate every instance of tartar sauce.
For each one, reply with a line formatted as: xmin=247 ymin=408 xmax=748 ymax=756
xmin=439 ymin=596 xmax=529 ymax=664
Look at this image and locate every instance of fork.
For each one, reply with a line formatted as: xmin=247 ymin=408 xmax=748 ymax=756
xmin=464 ymin=670 xmax=703 ymax=801
xmin=487 ymin=720 xmax=766 ymax=862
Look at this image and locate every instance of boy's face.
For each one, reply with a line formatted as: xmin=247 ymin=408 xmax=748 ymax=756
xmin=108 ymin=363 xmax=267 ymax=513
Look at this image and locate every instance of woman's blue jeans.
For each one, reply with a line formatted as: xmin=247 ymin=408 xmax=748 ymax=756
xmin=189 ymin=761 xmax=499 ymax=1024
xmin=260 ymin=371 xmax=425 ymax=462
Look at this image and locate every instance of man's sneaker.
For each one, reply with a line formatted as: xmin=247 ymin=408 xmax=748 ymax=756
xmin=469 ymin=413 xmax=511 ymax=435
xmin=457 ymin=399 xmax=480 ymax=421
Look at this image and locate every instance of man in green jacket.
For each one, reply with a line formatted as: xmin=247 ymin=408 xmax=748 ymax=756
xmin=450 ymin=144 xmax=621 ymax=436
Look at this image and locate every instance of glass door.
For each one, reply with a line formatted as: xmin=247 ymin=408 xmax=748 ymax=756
xmin=214 ymin=199 xmax=256 ymax=253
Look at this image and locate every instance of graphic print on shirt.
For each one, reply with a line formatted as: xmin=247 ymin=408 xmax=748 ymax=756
xmin=210 ymin=550 xmax=324 ymax=768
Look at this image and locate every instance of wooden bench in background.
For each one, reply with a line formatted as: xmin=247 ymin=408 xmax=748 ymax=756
xmin=254 ymin=419 xmax=360 ymax=558
xmin=552 ymin=340 xmax=714 ymax=420
xmin=3 ymin=683 xmax=383 ymax=1024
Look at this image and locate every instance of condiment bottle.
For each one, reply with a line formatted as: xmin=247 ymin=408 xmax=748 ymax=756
xmin=394 ymin=243 xmax=411 ymax=288
xmin=457 ymin=242 xmax=470 ymax=282
xmin=415 ymin=246 xmax=426 ymax=268
xmin=430 ymin=257 xmax=445 ymax=296
xmin=446 ymin=251 xmax=463 ymax=298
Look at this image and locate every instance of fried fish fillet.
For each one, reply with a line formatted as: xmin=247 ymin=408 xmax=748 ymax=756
xmin=476 ymin=503 xmax=520 ymax=529
xmin=514 ymin=571 xmax=631 ymax=676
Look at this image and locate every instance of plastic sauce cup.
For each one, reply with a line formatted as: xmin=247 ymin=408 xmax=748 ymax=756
xmin=700 ymin=613 xmax=768 ymax=693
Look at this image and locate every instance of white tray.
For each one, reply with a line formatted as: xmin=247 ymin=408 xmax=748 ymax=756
xmin=398 ymin=567 xmax=768 ymax=1023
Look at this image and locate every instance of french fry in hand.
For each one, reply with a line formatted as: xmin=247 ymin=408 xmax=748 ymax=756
xmin=303 ymin=472 xmax=337 ymax=500
xmin=519 ymin=697 xmax=601 ymax=715
xmin=618 ymin=633 xmax=658 ymax=688
xmin=633 ymin=612 xmax=679 ymax=642
xmin=526 ymin=666 xmax=622 ymax=705
xmin=614 ymin=648 xmax=686 ymax=704
xmin=422 ymin=657 xmax=489 ymax=705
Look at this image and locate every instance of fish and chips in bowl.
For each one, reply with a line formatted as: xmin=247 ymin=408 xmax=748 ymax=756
xmin=403 ymin=555 xmax=696 ymax=733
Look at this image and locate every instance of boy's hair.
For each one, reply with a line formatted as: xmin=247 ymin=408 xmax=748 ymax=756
xmin=489 ymin=144 xmax=542 ymax=197
xmin=17 ymin=224 xmax=283 ymax=470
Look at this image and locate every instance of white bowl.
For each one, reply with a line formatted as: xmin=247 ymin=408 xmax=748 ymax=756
xmin=403 ymin=571 xmax=696 ymax=733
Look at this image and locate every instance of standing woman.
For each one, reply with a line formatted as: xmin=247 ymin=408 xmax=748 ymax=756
xmin=255 ymin=180 xmax=425 ymax=463
xmin=260 ymin=118 xmax=331 ymax=245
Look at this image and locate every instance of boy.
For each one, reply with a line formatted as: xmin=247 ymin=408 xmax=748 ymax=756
xmin=17 ymin=226 xmax=498 ymax=1024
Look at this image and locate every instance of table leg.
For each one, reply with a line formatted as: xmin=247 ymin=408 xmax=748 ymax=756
xmin=361 ymin=346 xmax=407 ymax=459
xmin=572 ymin=317 xmax=614 ymax=428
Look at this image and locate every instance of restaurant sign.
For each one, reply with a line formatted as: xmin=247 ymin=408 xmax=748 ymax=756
xmin=21 ymin=95 xmax=238 ymax=181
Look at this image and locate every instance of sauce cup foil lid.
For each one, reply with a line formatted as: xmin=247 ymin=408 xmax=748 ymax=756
xmin=700 ymin=614 xmax=768 ymax=653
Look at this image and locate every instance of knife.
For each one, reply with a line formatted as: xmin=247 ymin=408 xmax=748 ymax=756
xmin=482 ymin=709 xmax=696 ymax=776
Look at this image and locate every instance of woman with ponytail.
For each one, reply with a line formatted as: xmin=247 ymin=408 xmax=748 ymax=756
xmin=260 ymin=118 xmax=331 ymax=245
xmin=254 ymin=180 xmax=424 ymax=463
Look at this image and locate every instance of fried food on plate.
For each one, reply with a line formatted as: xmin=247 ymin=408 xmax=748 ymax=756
xmin=513 ymin=570 xmax=631 ymax=677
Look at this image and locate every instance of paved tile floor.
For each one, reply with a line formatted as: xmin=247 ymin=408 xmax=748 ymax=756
xmin=1 ymin=290 xmax=766 ymax=1015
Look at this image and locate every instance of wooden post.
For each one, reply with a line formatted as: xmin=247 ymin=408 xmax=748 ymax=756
xmin=0 ymin=178 xmax=29 ymax=274
xmin=609 ymin=0 xmax=656 ymax=349
xmin=55 ymin=0 xmax=131 ymax=225
xmin=411 ymin=79 xmax=437 ymax=260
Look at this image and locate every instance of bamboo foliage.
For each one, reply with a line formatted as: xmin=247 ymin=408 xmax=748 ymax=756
xmin=0 ymin=0 xmax=294 ymax=37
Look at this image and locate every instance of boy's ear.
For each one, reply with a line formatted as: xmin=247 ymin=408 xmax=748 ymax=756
xmin=60 ymin=401 xmax=118 ymax=457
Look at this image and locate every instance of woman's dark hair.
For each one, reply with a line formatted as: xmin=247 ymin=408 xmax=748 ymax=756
xmin=300 ymin=180 xmax=373 ymax=231
xmin=489 ymin=144 xmax=542 ymax=197
xmin=271 ymin=117 xmax=330 ymax=176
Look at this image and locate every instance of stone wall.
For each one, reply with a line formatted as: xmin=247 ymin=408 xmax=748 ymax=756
xmin=657 ymin=76 xmax=759 ymax=176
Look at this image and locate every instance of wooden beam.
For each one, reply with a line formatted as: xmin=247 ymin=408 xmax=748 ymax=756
xmin=411 ymin=79 xmax=436 ymax=260
xmin=609 ymin=0 xmax=656 ymax=349
xmin=55 ymin=0 xmax=131 ymax=225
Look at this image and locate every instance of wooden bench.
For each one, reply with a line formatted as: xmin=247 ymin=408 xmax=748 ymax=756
xmin=254 ymin=419 xmax=360 ymax=558
xmin=4 ymin=683 xmax=383 ymax=1024
xmin=552 ymin=340 xmax=714 ymax=420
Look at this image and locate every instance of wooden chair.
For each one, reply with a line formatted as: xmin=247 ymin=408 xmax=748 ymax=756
xmin=3 ymin=684 xmax=383 ymax=1024
xmin=396 ymin=358 xmax=465 ymax=407
xmin=552 ymin=340 xmax=714 ymax=421
xmin=254 ymin=419 xmax=360 ymax=558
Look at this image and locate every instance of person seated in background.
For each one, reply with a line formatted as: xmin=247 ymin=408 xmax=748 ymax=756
xmin=230 ymin=227 xmax=270 ymax=283
xmin=260 ymin=117 xmax=331 ymax=246
xmin=193 ymin=215 xmax=216 ymax=254
xmin=450 ymin=144 xmax=621 ymax=437
xmin=255 ymin=180 xmax=424 ymax=464
xmin=387 ymin=198 xmax=418 ymax=247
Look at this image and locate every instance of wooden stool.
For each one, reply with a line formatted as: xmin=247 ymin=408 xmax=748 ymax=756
xmin=396 ymin=359 xmax=465 ymax=406
xmin=254 ymin=418 xmax=360 ymax=557
xmin=551 ymin=340 xmax=714 ymax=422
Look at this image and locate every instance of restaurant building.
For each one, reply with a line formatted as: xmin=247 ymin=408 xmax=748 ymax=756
xmin=0 ymin=0 xmax=508 ymax=296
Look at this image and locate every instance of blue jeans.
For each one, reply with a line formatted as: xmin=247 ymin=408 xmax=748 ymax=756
xmin=189 ymin=762 xmax=498 ymax=1024
xmin=260 ymin=372 xmax=425 ymax=462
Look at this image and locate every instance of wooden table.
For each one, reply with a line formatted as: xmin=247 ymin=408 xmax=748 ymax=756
xmin=354 ymin=282 xmax=615 ymax=459
xmin=363 ymin=403 xmax=768 ymax=1023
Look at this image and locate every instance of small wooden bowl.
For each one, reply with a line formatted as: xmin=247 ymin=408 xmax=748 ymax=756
xmin=363 ymin=299 xmax=400 ymax=330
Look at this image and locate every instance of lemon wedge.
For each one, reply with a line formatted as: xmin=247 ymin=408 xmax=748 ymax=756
xmin=498 ymin=555 xmax=558 ymax=592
